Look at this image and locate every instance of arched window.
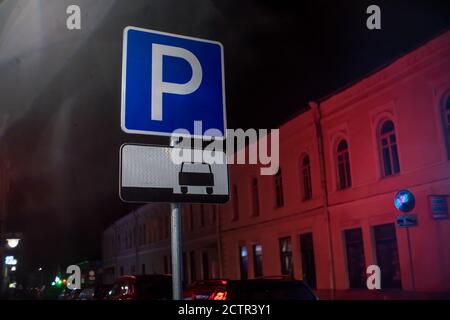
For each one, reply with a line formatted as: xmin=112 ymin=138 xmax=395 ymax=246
xmin=443 ymin=95 xmax=450 ymax=159
xmin=274 ymin=169 xmax=284 ymax=207
xmin=379 ymin=120 xmax=400 ymax=176
xmin=336 ymin=139 xmax=352 ymax=189
xmin=251 ymin=178 xmax=260 ymax=217
xmin=300 ymin=155 xmax=312 ymax=200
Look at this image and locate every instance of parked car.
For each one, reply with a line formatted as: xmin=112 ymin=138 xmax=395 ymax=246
xmin=78 ymin=287 xmax=95 ymax=300
xmin=76 ymin=285 xmax=113 ymax=300
xmin=93 ymin=284 xmax=113 ymax=300
xmin=106 ymin=275 xmax=172 ymax=300
xmin=186 ymin=276 xmax=318 ymax=300
xmin=57 ymin=288 xmax=72 ymax=300
xmin=66 ymin=288 xmax=82 ymax=300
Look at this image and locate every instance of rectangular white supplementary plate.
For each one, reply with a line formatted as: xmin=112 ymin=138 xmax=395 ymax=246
xmin=119 ymin=143 xmax=229 ymax=203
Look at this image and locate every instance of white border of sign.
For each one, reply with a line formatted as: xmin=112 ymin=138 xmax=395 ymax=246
xmin=121 ymin=26 xmax=227 ymax=140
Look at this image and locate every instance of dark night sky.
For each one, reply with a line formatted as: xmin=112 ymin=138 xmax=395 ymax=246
xmin=0 ymin=0 xmax=449 ymax=277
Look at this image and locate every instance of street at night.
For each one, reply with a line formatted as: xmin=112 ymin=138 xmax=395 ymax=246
xmin=0 ymin=0 xmax=449 ymax=316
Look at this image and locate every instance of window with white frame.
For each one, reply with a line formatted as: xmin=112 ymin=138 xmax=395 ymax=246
xmin=379 ymin=120 xmax=400 ymax=177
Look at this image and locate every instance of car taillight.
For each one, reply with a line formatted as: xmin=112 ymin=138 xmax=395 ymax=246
xmin=211 ymin=291 xmax=228 ymax=300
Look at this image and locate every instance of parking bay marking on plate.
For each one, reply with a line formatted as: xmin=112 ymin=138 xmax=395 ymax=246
xmin=120 ymin=144 xmax=229 ymax=203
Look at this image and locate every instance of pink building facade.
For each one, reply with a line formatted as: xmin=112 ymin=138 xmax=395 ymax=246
xmin=219 ymin=30 xmax=450 ymax=292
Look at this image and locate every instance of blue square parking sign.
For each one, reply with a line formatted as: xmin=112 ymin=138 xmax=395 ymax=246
xmin=121 ymin=27 xmax=226 ymax=138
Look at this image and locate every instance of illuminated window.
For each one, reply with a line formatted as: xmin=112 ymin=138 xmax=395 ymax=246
xmin=239 ymin=246 xmax=248 ymax=280
xmin=336 ymin=139 xmax=352 ymax=189
xmin=253 ymin=244 xmax=263 ymax=278
xmin=379 ymin=120 xmax=400 ymax=176
xmin=251 ymin=178 xmax=260 ymax=217
xmin=279 ymin=237 xmax=292 ymax=275
xmin=443 ymin=95 xmax=450 ymax=159
xmin=300 ymin=155 xmax=312 ymax=200
xmin=274 ymin=169 xmax=284 ymax=207
xmin=232 ymin=185 xmax=239 ymax=221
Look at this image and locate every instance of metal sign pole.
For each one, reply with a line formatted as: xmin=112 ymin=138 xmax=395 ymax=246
xmin=406 ymin=228 xmax=416 ymax=291
xmin=170 ymin=202 xmax=182 ymax=300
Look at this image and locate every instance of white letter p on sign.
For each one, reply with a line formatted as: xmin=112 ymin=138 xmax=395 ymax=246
xmin=151 ymin=44 xmax=203 ymax=121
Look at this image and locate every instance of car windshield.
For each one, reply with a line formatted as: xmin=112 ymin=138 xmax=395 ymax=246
xmin=181 ymin=163 xmax=211 ymax=173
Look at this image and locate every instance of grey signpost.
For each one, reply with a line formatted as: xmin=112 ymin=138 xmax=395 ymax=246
xmin=394 ymin=190 xmax=417 ymax=291
xmin=170 ymin=203 xmax=182 ymax=299
xmin=170 ymin=138 xmax=182 ymax=301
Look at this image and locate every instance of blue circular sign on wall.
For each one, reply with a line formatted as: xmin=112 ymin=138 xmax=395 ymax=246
xmin=394 ymin=190 xmax=416 ymax=213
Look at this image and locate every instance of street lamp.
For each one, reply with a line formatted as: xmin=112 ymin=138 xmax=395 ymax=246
xmin=1 ymin=233 xmax=23 ymax=294
xmin=6 ymin=239 xmax=20 ymax=249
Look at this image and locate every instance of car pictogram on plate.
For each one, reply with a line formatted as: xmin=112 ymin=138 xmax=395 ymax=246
xmin=178 ymin=162 xmax=215 ymax=195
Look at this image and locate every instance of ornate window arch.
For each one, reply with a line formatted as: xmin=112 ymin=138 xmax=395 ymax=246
xmin=441 ymin=92 xmax=450 ymax=159
xmin=251 ymin=177 xmax=260 ymax=217
xmin=274 ymin=168 xmax=284 ymax=207
xmin=299 ymin=154 xmax=312 ymax=200
xmin=335 ymin=139 xmax=352 ymax=189
xmin=378 ymin=119 xmax=400 ymax=177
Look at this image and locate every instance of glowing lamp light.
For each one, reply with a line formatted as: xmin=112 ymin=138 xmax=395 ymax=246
xmin=11 ymin=266 xmax=17 ymax=272
xmin=6 ymin=238 xmax=20 ymax=249
xmin=394 ymin=190 xmax=415 ymax=213
xmin=5 ymin=256 xmax=17 ymax=265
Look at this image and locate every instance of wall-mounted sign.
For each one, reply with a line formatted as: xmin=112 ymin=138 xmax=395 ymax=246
xmin=394 ymin=189 xmax=415 ymax=213
xmin=429 ymin=195 xmax=449 ymax=220
xmin=396 ymin=214 xmax=418 ymax=228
